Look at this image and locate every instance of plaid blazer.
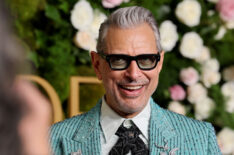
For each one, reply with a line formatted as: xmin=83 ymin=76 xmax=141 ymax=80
xmin=50 ymin=98 xmax=221 ymax=155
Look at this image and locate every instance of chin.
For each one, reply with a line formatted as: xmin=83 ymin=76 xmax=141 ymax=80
xmin=118 ymin=101 xmax=146 ymax=115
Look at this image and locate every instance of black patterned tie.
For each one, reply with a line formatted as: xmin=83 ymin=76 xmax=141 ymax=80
xmin=109 ymin=121 xmax=149 ymax=155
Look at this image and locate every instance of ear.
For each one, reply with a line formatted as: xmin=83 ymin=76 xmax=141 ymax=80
xmin=157 ymin=51 xmax=164 ymax=73
xmin=91 ymin=51 xmax=102 ymax=80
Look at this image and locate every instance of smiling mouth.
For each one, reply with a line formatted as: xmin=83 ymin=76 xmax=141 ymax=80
xmin=119 ymin=85 xmax=143 ymax=90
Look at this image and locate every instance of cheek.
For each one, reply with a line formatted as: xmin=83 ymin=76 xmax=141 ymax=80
xmin=147 ymin=71 xmax=160 ymax=90
xmin=102 ymin=71 xmax=126 ymax=95
xmin=101 ymin=71 xmax=119 ymax=88
xmin=98 ymin=62 xmax=110 ymax=80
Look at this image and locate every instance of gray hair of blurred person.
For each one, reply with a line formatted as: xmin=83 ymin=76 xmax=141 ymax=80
xmin=96 ymin=6 xmax=162 ymax=54
xmin=0 ymin=2 xmax=23 ymax=89
xmin=0 ymin=1 xmax=24 ymax=154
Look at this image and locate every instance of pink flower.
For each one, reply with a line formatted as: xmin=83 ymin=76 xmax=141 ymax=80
xmin=180 ymin=67 xmax=199 ymax=86
xmin=217 ymin=0 xmax=234 ymax=22
xmin=102 ymin=0 xmax=124 ymax=8
xmin=169 ymin=85 xmax=186 ymax=101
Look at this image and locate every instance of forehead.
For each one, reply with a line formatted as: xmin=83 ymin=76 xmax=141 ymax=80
xmin=105 ymin=23 xmax=157 ymax=55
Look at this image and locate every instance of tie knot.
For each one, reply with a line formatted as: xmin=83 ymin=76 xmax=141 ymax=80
xmin=115 ymin=120 xmax=141 ymax=139
xmin=109 ymin=120 xmax=149 ymax=155
xmin=123 ymin=119 xmax=132 ymax=128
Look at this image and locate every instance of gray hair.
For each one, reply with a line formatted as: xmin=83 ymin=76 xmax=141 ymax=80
xmin=96 ymin=6 xmax=162 ymax=53
xmin=0 ymin=1 xmax=23 ymax=154
xmin=0 ymin=2 xmax=23 ymax=89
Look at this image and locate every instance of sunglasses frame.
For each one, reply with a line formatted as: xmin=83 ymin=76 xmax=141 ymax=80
xmin=98 ymin=53 xmax=161 ymax=71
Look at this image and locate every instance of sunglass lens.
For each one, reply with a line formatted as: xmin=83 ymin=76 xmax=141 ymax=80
xmin=137 ymin=55 xmax=156 ymax=69
xmin=109 ymin=55 xmax=128 ymax=69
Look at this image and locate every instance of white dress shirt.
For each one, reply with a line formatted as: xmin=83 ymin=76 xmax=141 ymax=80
xmin=100 ymin=97 xmax=151 ymax=155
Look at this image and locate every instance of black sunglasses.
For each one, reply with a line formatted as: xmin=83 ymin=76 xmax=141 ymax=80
xmin=98 ymin=53 xmax=161 ymax=70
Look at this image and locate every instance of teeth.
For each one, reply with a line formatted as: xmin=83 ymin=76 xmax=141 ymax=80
xmin=121 ymin=85 xmax=142 ymax=90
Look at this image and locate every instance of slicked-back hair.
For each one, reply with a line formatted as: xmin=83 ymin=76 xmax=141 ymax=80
xmin=96 ymin=6 xmax=162 ymax=54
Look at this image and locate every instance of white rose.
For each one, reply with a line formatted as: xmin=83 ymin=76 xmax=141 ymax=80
xmin=207 ymin=10 xmax=215 ymax=16
xmin=222 ymin=65 xmax=234 ymax=81
xmin=159 ymin=20 xmax=179 ymax=52
xmin=187 ymin=83 xmax=207 ymax=104
xmin=89 ymin=10 xmax=107 ymax=39
xmin=221 ymin=81 xmax=234 ymax=98
xmin=226 ymin=20 xmax=234 ymax=29
xmin=71 ymin=0 xmax=93 ymax=31
xmin=180 ymin=32 xmax=203 ymax=59
xmin=217 ymin=128 xmax=234 ymax=154
xmin=195 ymin=97 xmax=215 ymax=120
xmin=202 ymin=58 xmax=220 ymax=72
xmin=195 ymin=46 xmax=211 ymax=64
xmin=214 ymin=26 xmax=227 ymax=40
xmin=225 ymin=97 xmax=234 ymax=113
xmin=74 ymin=31 xmax=97 ymax=51
xmin=168 ymin=101 xmax=186 ymax=115
xmin=175 ymin=0 xmax=201 ymax=27
xmin=201 ymin=70 xmax=221 ymax=88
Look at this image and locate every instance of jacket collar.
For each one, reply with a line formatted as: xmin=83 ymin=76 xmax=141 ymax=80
xmin=72 ymin=98 xmax=178 ymax=143
xmin=72 ymin=99 xmax=102 ymax=142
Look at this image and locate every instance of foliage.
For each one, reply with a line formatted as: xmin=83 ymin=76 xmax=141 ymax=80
xmin=7 ymin=0 xmax=234 ymax=134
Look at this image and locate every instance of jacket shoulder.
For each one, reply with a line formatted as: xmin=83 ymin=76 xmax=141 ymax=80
xmin=150 ymin=99 xmax=212 ymax=132
xmin=165 ymin=108 xmax=211 ymax=128
xmin=162 ymin=108 xmax=221 ymax=154
xmin=50 ymin=101 xmax=101 ymax=139
xmin=162 ymin=108 xmax=215 ymax=137
xmin=50 ymin=113 xmax=86 ymax=139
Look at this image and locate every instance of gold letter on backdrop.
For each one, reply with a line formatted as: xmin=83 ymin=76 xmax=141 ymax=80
xmin=69 ymin=76 xmax=102 ymax=117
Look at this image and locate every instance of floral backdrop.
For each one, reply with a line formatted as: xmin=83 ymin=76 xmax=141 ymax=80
xmin=7 ymin=0 xmax=234 ymax=154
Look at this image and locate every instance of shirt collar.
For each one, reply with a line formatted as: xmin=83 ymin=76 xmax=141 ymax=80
xmin=100 ymin=96 xmax=151 ymax=143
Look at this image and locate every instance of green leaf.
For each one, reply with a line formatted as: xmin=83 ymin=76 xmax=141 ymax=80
xmin=35 ymin=30 xmax=48 ymax=49
xmin=27 ymin=51 xmax=39 ymax=68
xmin=58 ymin=1 xmax=70 ymax=13
xmin=45 ymin=4 xmax=61 ymax=22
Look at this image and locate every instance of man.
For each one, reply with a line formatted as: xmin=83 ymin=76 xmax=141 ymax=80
xmin=50 ymin=6 xmax=221 ymax=155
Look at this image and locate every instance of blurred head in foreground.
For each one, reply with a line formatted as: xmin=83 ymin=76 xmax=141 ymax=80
xmin=0 ymin=1 xmax=51 ymax=155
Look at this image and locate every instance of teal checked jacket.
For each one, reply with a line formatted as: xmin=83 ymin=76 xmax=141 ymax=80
xmin=50 ymin=98 xmax=221 ymax=155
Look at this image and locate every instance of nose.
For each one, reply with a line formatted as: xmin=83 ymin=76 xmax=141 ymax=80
xmin=125 ymin=60 xmax=142 ymax=80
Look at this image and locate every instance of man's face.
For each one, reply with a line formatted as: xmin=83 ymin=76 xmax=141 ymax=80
xmin=91 ymin=23 xmax=164 ymax=118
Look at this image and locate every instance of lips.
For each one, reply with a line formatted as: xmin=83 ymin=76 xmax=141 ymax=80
xmin=120 ymin=85 xmax=143 ymax=90
xmin=118 ymin=84 xmax=145 ymax=97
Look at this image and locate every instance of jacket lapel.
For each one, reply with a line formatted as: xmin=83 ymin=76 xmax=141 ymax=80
xmin=149 ymin=98 xmax=183 ymax=155
xmin=66 ymin=101 xmax=102 ymax=155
